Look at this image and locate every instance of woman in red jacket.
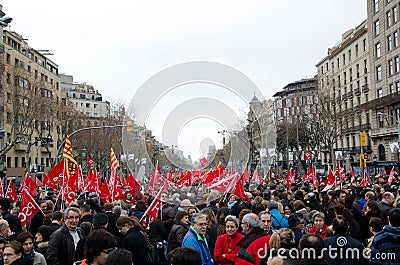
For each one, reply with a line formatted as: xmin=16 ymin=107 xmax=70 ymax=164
xmin=214 ymin=215 xmax=244 ymax=265
xmin=308 ymin=211 xmax=328 ymax=239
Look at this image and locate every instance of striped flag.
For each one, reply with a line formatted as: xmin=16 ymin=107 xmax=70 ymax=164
xmin=110 ymin=148 xmax=120 ymax=171
xmin=62 ymin=136 xmax=78 ymax=178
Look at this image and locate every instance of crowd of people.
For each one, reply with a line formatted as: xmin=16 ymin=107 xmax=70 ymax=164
xmin=0 ymin=174 xmax=399 ymax=265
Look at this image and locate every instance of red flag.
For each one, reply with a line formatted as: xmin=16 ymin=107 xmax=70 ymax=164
xmin=201 ymin=169 xmax=217 ymax=185
xmin=121 ymin=176 xmax=128 ymax=187
xmin=325 ymin=167 xmax=336 ymax=186
xmin=20 ymin=174 xmax=38 ymax=197
xmin=176 ymin=171 xmax=193 ymax=189
xmin=243 ymin=169 xmax=250 ymax=182
xmin=148 ymin=170 xmax=156 ymax=195
xmin=285 ymin=168 xmax=295 ymax=190
xmin=350 ymin=167 xmax=356 ymax=184
xmin=200 ymin=157 xmax=209 ymax=168
xmin=303 ymin=167 xmax=315 ymax=181
xmin=86 ymin=169 xmax=100 ymax=194
xmin=155 ymin=162 xmax=162 ymax=187
xmin=57 ymin=179 xmax=77 ymax=203
xmin=18 ymin=189 xmax=41 ymax=227
xmin=140 ymin=187 xmax=164 ymax=228
xmin=0 ymin=180 xmax=3 ymax=198
xmin=230 ymin=176 xmax=247 ymax=202
xmin=99 ymin=180 xmax=112 ymax=203
xmin=87 ymin=157 xmax=94 ymax=168
xmin=208 ymin=174 xmax=237 ymax=193
xmin=46 ymin=160 xmax=66 ymax=189
xmin=35 ymin=177 xmax=43 ymax=187
xmin=124 ymin=173 xmax=144 ymax=202
xmin=359 ymin=171 xmax=370 ymax=187
xmin=113 ymin=177 xmax=123 ymax=201
xmin=5 ymin=181 xmax=17 ymax=202
xmin=388 ymin=166 xmax=395 ymax=185
xmin=252 ymin=169 xmax=259 ymax=183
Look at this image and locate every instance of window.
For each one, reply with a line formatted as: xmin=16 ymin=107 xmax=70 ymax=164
xmin=364 ymin=59 xmax=368 ymax=74
xmin=395 ymin=56 xmax=399 ymax=72
xmin=355 ymin=44 xmax=359 ymax=56
xmin=349 ymin=68 xmax=353 ymax=81
xmin=397 ymin=81 xmax=400 ymax=92
xmin=390 ymin=83 xmax=395 ymax=93
xmin=375 ymin=20 xmax=380 ymax=36
xmin=6 ymin=53 xmax=10 ymax=64
xmin=377 ymin=65 xmax=382 ymax=81
xmin=395 ymin=32 xmax=399 ymax=47
xmin=337 ymin=58 xmax=340 ymax=69
xmin=356 ymin=64 xmax=360 ymax=78
xmin=387 ymin=11 xmax=392 ymax=27
xmin=389 ymin=59 xmax=394 ymax=75
xmin=388 ymin=35 xmax=393 ymax=51
xmin=394 ymin=6 xmax=398 ymax=23
xmin=377 ymin=88 xmax=383 ymax=98
xmin=348 ymin=49 xmax=352 ymax=61
xmin=363 ymin=39 xmax=367 ymax=51
xmin=27 ymin=65 xmax=31 ymax=72
xmin=86 ymin=103 xmax=90 ymax=108
xmin=94 ymin=104 xmax=98 ymax=109
xmin=343 ymin=54 xmax=346 ymax=65
xmin=376 ymin=42 xmax=381 ymax=57
xmin=321 ymin=66 xmax=324 ymax=74
xmin=374 ymin=0 xmax=379 ymax=12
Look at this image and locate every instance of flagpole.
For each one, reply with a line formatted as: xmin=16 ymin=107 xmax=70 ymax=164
xmin=140 ymin=184 xmax=165 ymax=223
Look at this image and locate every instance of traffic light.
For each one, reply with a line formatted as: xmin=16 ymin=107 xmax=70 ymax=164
xmin=126 ymin=120 xmax=133 ymax=132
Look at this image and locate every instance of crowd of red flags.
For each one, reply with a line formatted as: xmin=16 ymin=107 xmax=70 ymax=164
xmin=0 ymin=136 xmax=398 ymax=228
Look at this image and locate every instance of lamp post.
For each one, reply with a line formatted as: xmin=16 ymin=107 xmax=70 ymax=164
xmin=377 ymin=112 xmax=400 ymax=161
xmin=373 ymin=155 xmax=377 ymax=175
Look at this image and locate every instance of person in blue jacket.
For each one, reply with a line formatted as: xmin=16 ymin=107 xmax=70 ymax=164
xmin=182 ymin=213 xmax=214 ymax=265
xmin=268 ymin=200 xmax=288 ymax=229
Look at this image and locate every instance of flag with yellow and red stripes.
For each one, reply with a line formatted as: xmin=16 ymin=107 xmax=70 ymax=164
xmin=110 ymin=148 xmax=120 ymax=171
xmin=62 ymin=135 xmax=77 ymax=179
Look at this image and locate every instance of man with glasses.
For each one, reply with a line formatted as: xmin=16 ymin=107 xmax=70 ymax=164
xmin=182 ymin=213 xmax=214 ymax=265
xmin=47 ymin=207 xmax=84 ymax=265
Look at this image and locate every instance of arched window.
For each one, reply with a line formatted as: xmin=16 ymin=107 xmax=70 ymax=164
xmin=378 ymin=144 xmax=386 ymax=161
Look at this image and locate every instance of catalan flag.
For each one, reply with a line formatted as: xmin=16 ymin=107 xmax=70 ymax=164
xmin=110 ymin=148 xmax=120 ymax=171
xmin=62 ymin=135 xmax=77 ymax=178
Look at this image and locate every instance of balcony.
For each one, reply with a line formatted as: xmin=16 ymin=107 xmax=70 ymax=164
xmin=40 ymin=146 xmax=51 ymax=153
xmin=14 ymin=143 xmax=28 ymax=151
xmin=347 ymin=91 xmax=354 ymax=98
xmin=354 ymin=88 xmax=361 ymax=96
xmin=336 ymin=96 xmax=342 ymax=102
xmin=371 ymin=126 xmax=398 ymax=139
xmin=362 ymin=84 xmax=369 ymax=92
xmin=342 ymin=94 xmax=347 ymax=100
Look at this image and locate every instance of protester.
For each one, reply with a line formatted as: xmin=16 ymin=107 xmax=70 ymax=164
xmin=15 ymin=232 xmax=47 ymax=265
xmin=214 ymin=215 xmax=243 ymax=265
xmin=105 ymin=249 xmax=132 ymax=265
xmin=308 ymin=212 xmax=328 ymax=239
xmin=371 ymin=208 xmax=400 ymax=264
xmin=268 ymin=201 xmax=288 ymax=229
xmin=0 ymin=198 xmax=23 ymax=235
xmin=82 ymin=229 xmax=116 ymax=265
xmin=116 ymin=216 xmax=147 ymax=265
xmin=299 ymin=234 xmax=327 ymax=265
xmin=167 ymin=211 xmax=190 ymax=252
xmin=324 ymin=216 xmax=368 ymax=265
xmin=3 ymin=241 xmax=33 ymax=265
xmin=366 ymin=217 xmax=384 ymax=250
xmin=237 ymin=213 xmax=270 ymax=265
xmin=167 ymin=247 xmax=202 ymax=265
xmin=182 ymin=213 xmax=214 ymax=265
xmin=47 ymin=207 xmax=83 ymax=265
xmin=258 ymin=211 xmax=275 ymax=235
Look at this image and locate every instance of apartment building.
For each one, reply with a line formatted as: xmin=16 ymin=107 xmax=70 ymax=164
xmin=1 ymin=30 xmax=65 ymax=177
xmin=368 ymin=0 xmax=400 ymax=163
xmin=60 ymin=74 xmax=110 ymax=119
xmin=316 ymin=20 xmax=370 ymax=166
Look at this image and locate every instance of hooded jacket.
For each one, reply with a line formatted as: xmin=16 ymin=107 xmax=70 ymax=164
xmin=182 ymin=226 xmax=214 ymax=265
xmin=371 ymin=225 xmax=400 ymax=265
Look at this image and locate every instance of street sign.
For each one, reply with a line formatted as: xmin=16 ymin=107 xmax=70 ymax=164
xmin=304 ymin=151 xmax=312 ymax=161
xmin=360 ymin=131 xmax=366 ymax=146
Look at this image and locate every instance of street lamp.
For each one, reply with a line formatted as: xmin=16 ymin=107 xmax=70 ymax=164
xmin=377 ymin=112 xmax=400 ymax=161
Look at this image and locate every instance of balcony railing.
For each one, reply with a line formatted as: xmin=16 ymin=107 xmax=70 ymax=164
xmin=347 ymin=91 xmax=354 ymax=98
xmin=362 ymin=84 xmax=369 ymax=92
xmin=354 ymin=88 xmax=361 ymax=95
xmin=342 ymin=94 xmax=348 ymax=100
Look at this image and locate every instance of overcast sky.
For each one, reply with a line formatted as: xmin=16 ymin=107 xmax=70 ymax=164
xmin=1 ymin=0 xmax=367 ymax=161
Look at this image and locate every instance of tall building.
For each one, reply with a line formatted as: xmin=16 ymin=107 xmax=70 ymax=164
xmin=60 ymin=74 xmax=110 ymax=119
xmin=272 ymin=78 xmax=318 ymax=171
xmin=316 ymin=20 xmax=370 ymax=167
xmin=1 ymin=30 xmax=64 ymax=177
xmin=368 ymin=0 xmax=400 ymax=164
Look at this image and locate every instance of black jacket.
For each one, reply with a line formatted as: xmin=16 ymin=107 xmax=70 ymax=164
xmin=122 ymin=228 xmax=147 ymax=265
xmin=47 ymin=225 xmax=83 ymax=265
xmin=167 ymin=222 xmax=189 ymax=252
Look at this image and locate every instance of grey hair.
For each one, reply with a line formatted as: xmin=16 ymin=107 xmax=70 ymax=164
xmin=225 ymin=215 xmax=239 ymax=227
xmin=192 ymin=213 xmax=207 ymax=224
xmin=242 ymin=213 xmax=260 ymax=228
xmin=63 ymin=207 xmax=81 ymax=218
xmin=258 ymin=211 xmax=271 ymax=219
